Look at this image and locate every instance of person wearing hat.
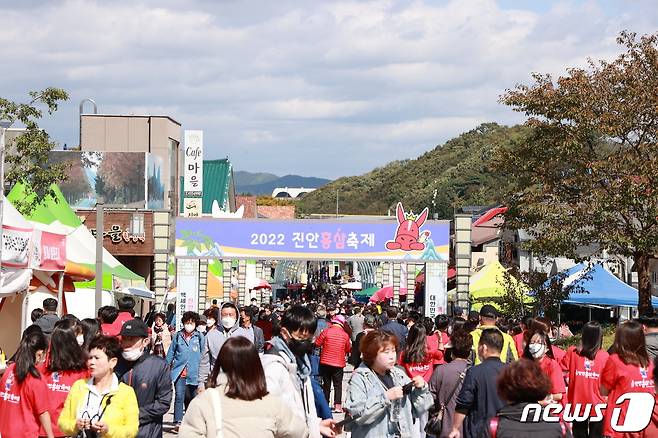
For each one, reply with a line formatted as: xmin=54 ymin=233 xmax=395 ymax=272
xmin=116 ymin=318 xmax=172 ymax=438
xmin=314 ymin=314 xmax=352 ymax=413
xmin=469 ymin=305 xmax=518 ymax=365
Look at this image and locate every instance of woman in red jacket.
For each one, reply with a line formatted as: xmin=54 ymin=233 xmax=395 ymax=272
xmin=38 ymin=319 xmax=90 ymax=437
xmin=600 ymin=321 xmax=654 ymax=438
xmin=561 ymin=321 xmax=608 ymax=438
xmin=399 ymin=323 xmax=443 ymax=437
xmin=0 ymin=331 xmax=54 ymax=438
xmin=522 ymin=328 xmax=566 ymax=406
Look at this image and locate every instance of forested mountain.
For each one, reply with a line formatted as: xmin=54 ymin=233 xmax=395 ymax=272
xmin=234 ymin=171 xmax=330 ymax=195
xmin=298 ymin=123 xmax=528 ymax=219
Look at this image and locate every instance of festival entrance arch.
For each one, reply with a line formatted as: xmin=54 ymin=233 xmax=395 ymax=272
xmin=174 ymin=203 xmax=450 ymax=327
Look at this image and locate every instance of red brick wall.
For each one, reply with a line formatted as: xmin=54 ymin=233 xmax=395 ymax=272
xmin=236 ymin=195 xmax=257 ymax=218
xmin=257 ymin=205 xmax=295 ymax=219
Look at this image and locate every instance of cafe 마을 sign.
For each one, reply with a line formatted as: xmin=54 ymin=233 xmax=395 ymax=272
xmin=183 ymin=130 xmax=203 ymax=217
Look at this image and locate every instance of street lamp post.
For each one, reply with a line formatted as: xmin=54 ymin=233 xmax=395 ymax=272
xmin=95 ymin=198 xmax=104 ymax=311
xmin=0 ymin=121 xmax=12 ymax=277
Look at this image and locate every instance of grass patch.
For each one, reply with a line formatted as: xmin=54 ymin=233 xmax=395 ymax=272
xmin=553 ymin=325 xmax=616 ymax=351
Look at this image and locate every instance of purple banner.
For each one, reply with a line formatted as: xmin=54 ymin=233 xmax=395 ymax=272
xmin=176 ymin=217 xmax=449 ymax=262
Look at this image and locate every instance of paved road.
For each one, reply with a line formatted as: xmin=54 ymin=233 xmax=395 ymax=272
xmin=163 ymin=366 xmax=352 ymax=437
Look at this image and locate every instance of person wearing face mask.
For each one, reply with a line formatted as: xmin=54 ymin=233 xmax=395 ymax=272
xmin=344 ymin=329 xmax=433 ymax=438
xmin=202 ymin=307 xmax=218 ymax=333
xmin=196 ymin=315 xmax=208 ymax=333
xmin=150 ymin=312 xmax=171 ymax=359
xmin=261 ymin=305 xmax=340 ymax=438
xmin=116 ymin=319 xmax=172 ymax=438
xmin=0 ymin=331 xmax=55 ymax=438
xmin=38 ymin=319 xmax=90 ymax=437
xmin=166 ymin=311 xmax=205 ymax=432
xmin=197 ymin=302 xmax=254 ymax=391
xmin=448 ymin=329 xmax=506 ymax=438
xmin=522 ymin=329 xmax=566 ymax=407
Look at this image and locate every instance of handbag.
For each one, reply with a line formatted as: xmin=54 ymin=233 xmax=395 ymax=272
xmin=424 ymin=369 xmax=466 ymax=436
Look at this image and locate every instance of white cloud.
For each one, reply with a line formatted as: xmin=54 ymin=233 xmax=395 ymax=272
xmin=0 ymin=0 xmax=656 ymax=178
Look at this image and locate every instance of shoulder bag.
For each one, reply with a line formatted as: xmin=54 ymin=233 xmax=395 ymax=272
xmin=424 ymin=369 xmax=466 ymax=436
xmin=208 ymin=388 xmax=224 ymax=438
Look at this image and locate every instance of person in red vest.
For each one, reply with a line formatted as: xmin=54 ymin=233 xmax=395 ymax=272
xmin=99 ymin=306 xmax=120 ymax=337
xmin=314 ymin=314 xmax=351 ymax=413
xmin=601 ymin=321 xmax=655 ymax=438
xmin=560 ymin=321 xmax=608 ymax=438
xmin=38 ymin=319 xmax=90 ymax=437
xmin=111 ymin=297 xmax=136 ymax=332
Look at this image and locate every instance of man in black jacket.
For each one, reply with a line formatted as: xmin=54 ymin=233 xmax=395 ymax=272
xmin=116 ymin=319 xmax=172 ymax=438
xmin=448 ymin=328 xmax=506 ymax=438
xmin=381 ymin=306 xmax=409 ymax=351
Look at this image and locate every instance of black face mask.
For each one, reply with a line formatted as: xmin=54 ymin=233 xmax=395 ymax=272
xmin=287 ymin=338 xmax=314 ymax=357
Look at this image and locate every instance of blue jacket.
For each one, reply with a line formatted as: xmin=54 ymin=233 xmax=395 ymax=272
xmin=166 ymin=330 xmax=205 ymax=386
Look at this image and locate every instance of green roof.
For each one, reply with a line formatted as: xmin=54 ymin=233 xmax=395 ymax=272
xmin=180 ymin=159 xmax=233 ymax=214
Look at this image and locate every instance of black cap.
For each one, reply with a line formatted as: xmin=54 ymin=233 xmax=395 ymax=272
xmin=479 ymin=304 xmax=500 ymax=319
xmin=120 ymin=319 xmax=148 ymax=337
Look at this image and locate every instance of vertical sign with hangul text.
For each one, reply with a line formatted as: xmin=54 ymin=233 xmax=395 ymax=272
xmin=176 ymin=258 xmax=200 ymax=331
xmin=183 ymin=130 xmax=204 ymax=217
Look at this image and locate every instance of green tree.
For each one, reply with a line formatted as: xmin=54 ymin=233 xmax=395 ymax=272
xmin=0 ymin=88 xmax=70 ymax=214
xmin=496 ymin=31 xmax=658 ymax=315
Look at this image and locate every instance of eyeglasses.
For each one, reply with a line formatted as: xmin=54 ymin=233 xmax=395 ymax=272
xmin=80 ymin=391 xmax=114 ymax=425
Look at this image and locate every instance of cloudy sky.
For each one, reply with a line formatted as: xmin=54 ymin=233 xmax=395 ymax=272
xmin=1 ymin=0 xmax=656 ymax=179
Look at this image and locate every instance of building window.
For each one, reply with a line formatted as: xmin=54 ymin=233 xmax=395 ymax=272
xmin=131 ymin=213 xmax=145 ymax=235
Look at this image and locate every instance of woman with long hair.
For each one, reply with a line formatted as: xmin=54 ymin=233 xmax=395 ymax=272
xmin=399 ymin=324 xmax=444 ymax=383
xmin=561 ymin=321 xmax=608 ymax=438
xmin=58 ymin=335 xmax=139 ymax=438
xmin=39 ymin=319 xmax=90 ymax=437
xmin=179 ymin=336 xmax=309 ymax=438
xmin=78 ymin=318 xmax=100 ymax=352
xmin=344 ymin=330 xmax=434 ymax=438
xmin=600 ymin=321 xmax=655 ymax=438
xmin=0 ymin=331 xmax=55 ymax=438
xmin=522 ymin=329 xmax=566 ymax=405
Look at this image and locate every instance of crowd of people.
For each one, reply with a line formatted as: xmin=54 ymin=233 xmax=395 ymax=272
xmin=2 ymin=293 xmax=658 ymax=438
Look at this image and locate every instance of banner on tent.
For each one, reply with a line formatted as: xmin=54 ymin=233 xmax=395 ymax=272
xmin=175 ymin=216 xmax=450 ymax=262
xmin=30 ymin=231 xmax=67 ymax=271
xmin=1 ymin=224 xmax=33 ymax=269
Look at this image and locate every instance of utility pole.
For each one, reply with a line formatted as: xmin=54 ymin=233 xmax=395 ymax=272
xmin=95 ymin=198 xmax=104 ymax=311
xmin=336 ymin=189 xmax=339 ymax=218
xmin=0 ymin=121 xmax=11 ymax=276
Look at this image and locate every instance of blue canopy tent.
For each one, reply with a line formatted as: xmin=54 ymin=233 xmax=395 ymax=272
xmin=547 ymin=263 xmax=658 ymax=307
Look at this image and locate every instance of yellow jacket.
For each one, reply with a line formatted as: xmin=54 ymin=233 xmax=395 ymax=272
xmin=470 ymin=325 xmax=519 ymax=365
xmin=59 ymin=378 xmax=139 ymax=438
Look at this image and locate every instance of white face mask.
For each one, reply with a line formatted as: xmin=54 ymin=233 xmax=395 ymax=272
xmin=122 ymin=346 xmax=144 ymax=362
xmin=207 ymin=319 xmax=216 ymax=327
xmin=221 ymin=317 xmax=236 ymax=329
xmin=197 ymin=325 xmax=206 ymax=333
xmin=529 ymin=343 xmax=546 ymax=359
xmin=184 ymin=324 xmax=195 ymax=333
xmin=76 ymin=334 xmax=85 ymax=346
